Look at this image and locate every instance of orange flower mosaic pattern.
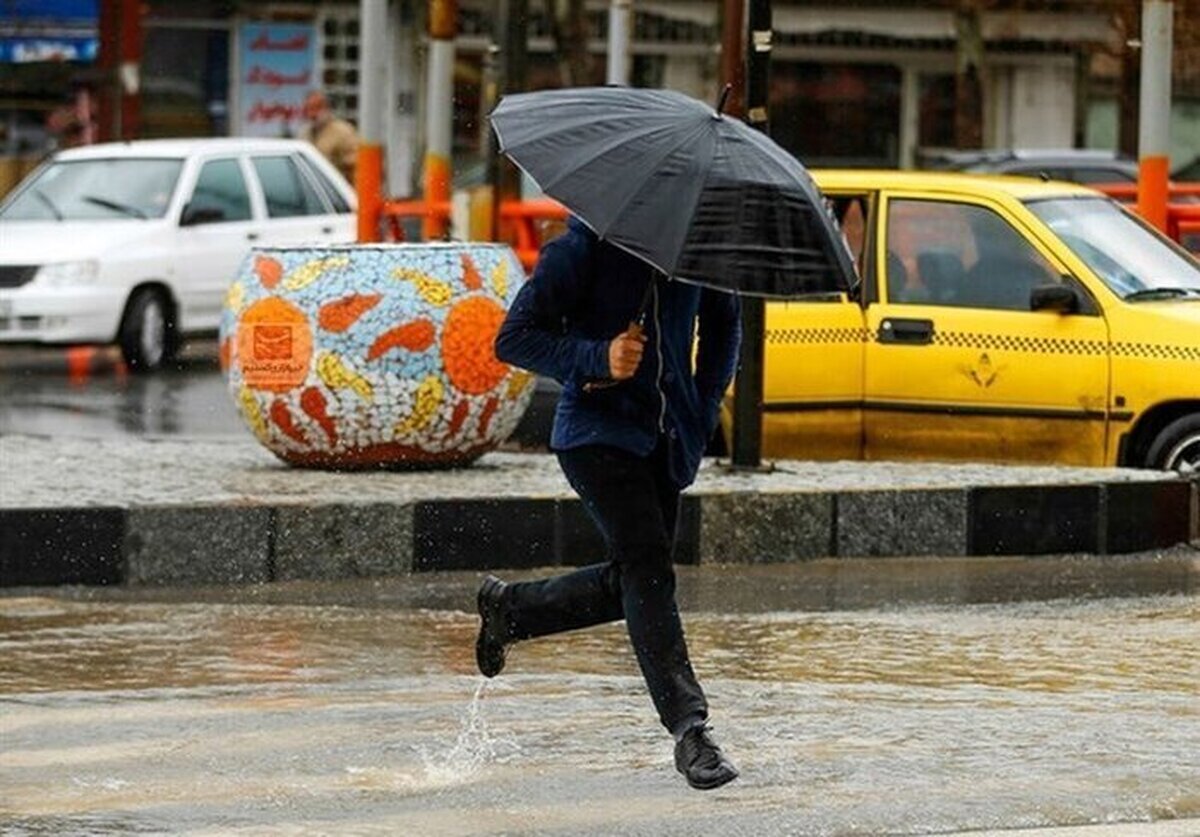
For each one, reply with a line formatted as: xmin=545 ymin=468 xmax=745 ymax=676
xmin=442 ymin=296 xmax=509 ymax=395
xmin=219 ymin=244 xmax=535 ymax=468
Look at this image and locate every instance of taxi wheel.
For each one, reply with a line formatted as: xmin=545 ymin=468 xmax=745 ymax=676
xmin=1146 ymin=414 xmax=1200 ymax=476
xmin=119 ymin=289 xmax=176 ymax=373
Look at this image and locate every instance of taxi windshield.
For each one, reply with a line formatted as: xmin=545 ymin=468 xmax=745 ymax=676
xmin=0 ymin=158 xmax=183 ymax=222
xmin=1026 ymin=197 xmax=1200 ymax=300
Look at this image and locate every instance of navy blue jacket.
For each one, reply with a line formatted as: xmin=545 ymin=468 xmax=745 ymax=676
xmin=495 ymin=219 xmax=741 ymax=489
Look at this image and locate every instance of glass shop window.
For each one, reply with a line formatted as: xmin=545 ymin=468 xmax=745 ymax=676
xmin=771 ymin=62 xmax=901 ymax=168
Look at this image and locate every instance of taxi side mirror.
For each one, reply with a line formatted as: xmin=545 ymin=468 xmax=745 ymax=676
xmin=1030 ymin=283 xmax=1080 ymax=314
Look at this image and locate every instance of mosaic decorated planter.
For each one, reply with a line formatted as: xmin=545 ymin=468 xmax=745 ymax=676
xmin=218 ymin=243 xmax=535 ymax=469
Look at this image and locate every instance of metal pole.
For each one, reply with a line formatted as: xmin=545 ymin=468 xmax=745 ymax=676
xmin=1137 ymin=0 xmax=1173 ymax=232
xmin=97 ymin=0 xmax=141 ymax=142
xmin=730 ymin=0 xmax=770 ymax=469
xmin=387 ymin=0 xmax=421 ymax=197
xmin=606 ymin=0 xmax=632 ymax=85
xmin=478 ymin=43 xmax=501 ymax=241
xmin=357 ymin=0 xmax=388 ymax=242
xmin=423 ymin=0 xmax=457 ymax=239
xmin=491 ymin=0 xmax=528 ymax=236
xmin=117 ymin=0 xmax=141 ymax=141
xmin=720 ymin=0 xmax=745 ymax=118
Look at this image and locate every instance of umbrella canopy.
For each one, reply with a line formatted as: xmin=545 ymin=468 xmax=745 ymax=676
xmin=490 ymin=86 xmax=857 ymax=298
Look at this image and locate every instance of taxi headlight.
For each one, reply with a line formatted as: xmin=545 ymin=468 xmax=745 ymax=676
xmin=36 ymin=260 xmax=101 ymax=287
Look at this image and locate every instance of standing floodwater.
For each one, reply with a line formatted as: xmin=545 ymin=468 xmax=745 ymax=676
xmin=1 ymin=558 xmax=1198 ymax=836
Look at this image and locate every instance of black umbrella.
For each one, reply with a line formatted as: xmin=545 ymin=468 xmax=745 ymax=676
xmin=489 ymin=86 xmax=857 ymax=298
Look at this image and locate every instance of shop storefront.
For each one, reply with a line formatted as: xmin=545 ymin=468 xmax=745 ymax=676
xmin=0 ymin=0 xmax=97 ymax=158
xmin=4 ymin=0 xmax=1195 ymax=201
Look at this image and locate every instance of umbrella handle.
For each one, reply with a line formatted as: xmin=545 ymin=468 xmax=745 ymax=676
xmin=582 ymin=321 xmax=645 ymax=392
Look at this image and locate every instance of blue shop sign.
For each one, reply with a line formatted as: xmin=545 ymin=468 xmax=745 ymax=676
xmin=1 ymin=0 xmax=97 ymax=18
xmin=1 ymin=0 xmax=97 ymax=63
xmin=0 ymin=37 xmax=97 ymax=63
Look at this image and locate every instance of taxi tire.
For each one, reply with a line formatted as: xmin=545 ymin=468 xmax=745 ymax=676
xmin=118 ymin=288 xmax=176 ymax=374
xmin=1145 ymin=414 xmax=1200 ymax=475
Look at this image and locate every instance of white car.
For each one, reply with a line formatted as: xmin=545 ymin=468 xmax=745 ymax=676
xmin=0 ymin=138 xmax=357 ymax=371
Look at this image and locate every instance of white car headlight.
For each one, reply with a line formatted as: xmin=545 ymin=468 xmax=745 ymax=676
xmin=36 ymin=260 xmax=101 ymax=287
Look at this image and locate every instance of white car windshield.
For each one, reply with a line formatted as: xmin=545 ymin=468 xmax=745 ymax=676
xmin=0 ymin=158 xmax=184 ymax=221
xmin=1027 ymin=197 xmax=1200 ymax=300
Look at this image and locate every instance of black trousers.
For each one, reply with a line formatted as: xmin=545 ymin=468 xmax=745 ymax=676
xmin=504 ymin=440 xmax=708 ymax=736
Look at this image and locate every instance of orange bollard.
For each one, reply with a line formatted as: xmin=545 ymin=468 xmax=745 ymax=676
xmin=422 ymin=153 xmax=451 ymax=240
xmin=1137 ymin=156 xmax=1170 ymax=233
xmin=356 ymin=144 xmax=384 ymax=243
xmin=65 ymin=346 xmax=94 ymax=384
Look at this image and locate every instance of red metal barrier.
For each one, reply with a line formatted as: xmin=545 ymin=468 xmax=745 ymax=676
xmin=1092 ymin=183 xmax=1200 ymax=204
xmin=1170 ymin=204 xmax=1200 ymax=255
xmin=378 ymin=197 xmax=568 ymax=270
xmin=499 ymin=198 xmax=569 ymax=268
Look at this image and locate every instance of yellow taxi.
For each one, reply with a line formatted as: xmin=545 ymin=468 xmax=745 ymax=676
xmin=721 ymin=170 xmax=1200 ymax=473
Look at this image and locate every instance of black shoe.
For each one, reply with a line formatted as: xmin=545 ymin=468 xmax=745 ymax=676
xmin=674 ymin=726 xmax=739 ymax=790
xmin=475 ymin=575 xmax=510 ymax=678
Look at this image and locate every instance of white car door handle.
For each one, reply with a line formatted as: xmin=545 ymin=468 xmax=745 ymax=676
xmin=246 ymin=232 xmax=260 ymax=241
xmin=321 ymin=225 xmax=334 ymax=234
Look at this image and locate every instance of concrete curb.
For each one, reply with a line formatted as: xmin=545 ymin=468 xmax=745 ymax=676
xmin=2 ymin=481 xmax=1195 ymax=587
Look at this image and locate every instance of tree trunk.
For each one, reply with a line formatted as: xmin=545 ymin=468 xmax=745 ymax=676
xmin=954 ymin=0 xmax=985 ymax=149
xmin=547 ymin=0 xmax=593 ymax=86
xmin=1115 ymin=0 xmax=1141 ymax=156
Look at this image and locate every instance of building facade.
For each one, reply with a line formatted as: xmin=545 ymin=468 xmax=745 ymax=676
xmin=2 ymin=0 xmax=1197 ymax=197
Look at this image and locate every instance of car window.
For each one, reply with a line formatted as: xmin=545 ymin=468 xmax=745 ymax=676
xmin=251 ymin=155 xmax=328 ymax=218
xmin=187 ymin=158 xmax=252 ymax=223
xmin=885 ymin=199 xmax=1060 ymax=311
xmin=1006 ymin=166 xmax=1051 ymax=180
xmin=1006 ymin=164 xmax=1135 ymax=185
xmin=827 ymin=194 xmax=870 ymax=276
xmin=1068 ymin=167 xmax=1136 ymax=185
xmin=1028 ymin=198 xmax=1200 ymax=298
xmin=0 ymin=158 xmax=182 ymax=221
xmin=296 ymin=153 xmax=351 ymax=213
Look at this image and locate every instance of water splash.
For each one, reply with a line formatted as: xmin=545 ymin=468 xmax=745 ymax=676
xmin=417 ymin=679 xmax=512 ymax=785
xmin=346 ymin=679 xmax=520 ymax=793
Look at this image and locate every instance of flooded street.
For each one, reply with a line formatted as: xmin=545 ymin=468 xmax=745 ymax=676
xmin=2 ymin=557 xmax=1198 ymax=836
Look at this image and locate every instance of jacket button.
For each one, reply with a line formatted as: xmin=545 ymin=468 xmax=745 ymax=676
xmin=664 ymin=371 xmax=675 ymax=383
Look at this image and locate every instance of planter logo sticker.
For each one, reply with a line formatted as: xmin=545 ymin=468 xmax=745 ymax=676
xmin=238 ymin=296 xmax=312 ymax=392
xmin=253 ymin=325 xmax=293 ymax=360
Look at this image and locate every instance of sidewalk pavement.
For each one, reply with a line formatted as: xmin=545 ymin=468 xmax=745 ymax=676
xmin=1 ymin=433 xmax=1196 ymax=587
xmin=945 ymin=820 xmax=1200 ymax=836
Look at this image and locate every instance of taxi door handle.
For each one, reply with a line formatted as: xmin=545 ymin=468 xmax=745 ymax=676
xmin=878 ymin=317 xmax=934 ymax=345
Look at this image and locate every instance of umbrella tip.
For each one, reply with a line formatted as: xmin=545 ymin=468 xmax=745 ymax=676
xmin=715 ymin=84 xmax=732 ymax=118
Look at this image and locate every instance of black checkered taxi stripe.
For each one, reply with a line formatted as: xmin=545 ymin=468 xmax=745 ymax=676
xmin=765 ymin=327 xmax=870 ymax=345
xmin=767 ymin=327 xmax=1200 ymax=362
xmin=1111 ymin=342 xmax=1200 ymax=362
xmin=931 ymin=331 xmax=1109 ymax=355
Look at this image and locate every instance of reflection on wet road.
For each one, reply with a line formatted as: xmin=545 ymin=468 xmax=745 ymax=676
xmin=0 ymin=345 xmax=241 ymax=439
xmin=2 ymin=562 xmax=1198 ymax=835
xmin=0 ymin=344 xmax=556 ymax=446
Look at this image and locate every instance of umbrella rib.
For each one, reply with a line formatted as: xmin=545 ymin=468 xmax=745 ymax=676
xmin=661 ymin=123 xmax=719 ymax=277
xmin=494 ymin=112 xmax=681 ymax=156
xmin=535 ymin=121 xmax=687 ymax=194
xmin=595 ymin=117 xmax=714 ymax=240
